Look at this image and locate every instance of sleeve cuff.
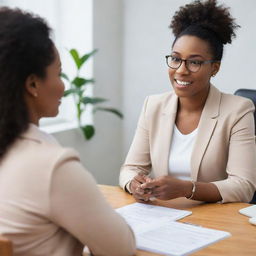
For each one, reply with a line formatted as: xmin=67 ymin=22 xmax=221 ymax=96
xmin=125 ymin=181 xmax=132 ymax=194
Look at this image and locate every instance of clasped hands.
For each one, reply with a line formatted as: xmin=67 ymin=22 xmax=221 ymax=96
xmin=130 ymin=173 xmax=191 ymax=202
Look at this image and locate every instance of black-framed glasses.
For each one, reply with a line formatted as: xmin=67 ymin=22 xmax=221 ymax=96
xmin=165 ymin=55 xmax=219 ymax=73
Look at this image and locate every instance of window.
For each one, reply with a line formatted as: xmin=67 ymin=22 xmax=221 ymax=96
xmin=0 ymin=0 xmax=93 ymax=133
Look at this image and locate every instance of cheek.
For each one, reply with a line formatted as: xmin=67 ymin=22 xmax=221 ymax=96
xmin=168 ymin=69 xmax=174 ymax=79
xmin=198 ymin=72 xmax=211 ymax=84
xmin=192 ymin=68 xmax=211 ymax=84
xmin=54 ymin=79 xmax=65 ymax=97
xmin=168 ymin=69 xmax=175 ymax=84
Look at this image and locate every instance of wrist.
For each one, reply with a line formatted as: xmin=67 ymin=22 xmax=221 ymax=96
xmin=184 ymin=180 xmax=196 ymax=199
xmin=125 ymin=181 xmax=133 ymax=194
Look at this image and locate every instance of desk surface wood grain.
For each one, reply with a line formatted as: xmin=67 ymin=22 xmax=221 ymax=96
xmin=98 ymin=185 xmax=256 ymax=256
xmin=0 ymin=234 xmax=12 ymax=256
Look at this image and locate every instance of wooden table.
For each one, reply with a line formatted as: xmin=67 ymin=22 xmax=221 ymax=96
xmin=98 ymin=185 xmax=256 ymax=256
xmin=0 ymin=235 xmax=12 ymax=256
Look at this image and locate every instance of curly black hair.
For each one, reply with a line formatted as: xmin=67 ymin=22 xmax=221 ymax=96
xmin=170 ymin=0 xmax=240 ymax=60
xmin=0 ymin=7 xmax=55 ymax=158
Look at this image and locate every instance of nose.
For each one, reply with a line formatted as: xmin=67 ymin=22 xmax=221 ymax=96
xmin=176 ymin=60 xmax=190 ymax=74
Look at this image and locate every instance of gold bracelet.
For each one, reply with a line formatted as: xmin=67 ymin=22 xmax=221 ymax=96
xmin=186 ymin=181 xmax=196 ymax=200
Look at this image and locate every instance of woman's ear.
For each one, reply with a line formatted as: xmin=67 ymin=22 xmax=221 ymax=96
xmin=211 ymin=62 xmax=221 ymax=77
xmin=25 ymin=74 xmax=39 ymax=97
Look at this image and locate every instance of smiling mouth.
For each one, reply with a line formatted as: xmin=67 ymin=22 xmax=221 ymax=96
xmin=175 ymin=79 xmax=192 ymax=86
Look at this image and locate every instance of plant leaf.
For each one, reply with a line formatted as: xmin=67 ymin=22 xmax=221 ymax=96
xmin=79 ymin=49 xmax=98 ymax=69
xmin=94 ymin=107 xmax=123 ymax=119
xmin=61 ymin=72 xmax=69 ymax=81
xmin=82 ymin=97 xmax=108 ymax=105
xmin=72 ymin=77 xmax=94 ymax=88
xmin=63 ymin=88 xmax=81 ymax=97
xmin=81 ymin=125 xmax=95 ymax=140
xmin=69 ymin=49 xmax=80 ymax=69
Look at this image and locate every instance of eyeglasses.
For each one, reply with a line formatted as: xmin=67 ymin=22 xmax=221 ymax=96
xmin=165 ymin=55 xmax=219 ymax=73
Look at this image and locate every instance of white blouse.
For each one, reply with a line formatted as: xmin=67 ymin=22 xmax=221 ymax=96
xmin=169 ymin=125 xmax=198 ymax=180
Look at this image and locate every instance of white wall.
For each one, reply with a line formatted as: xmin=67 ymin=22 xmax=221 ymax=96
xmin=2 ymin=0 xmax=93 ymax=129
xmin=54 ymin=0 xmax=256 ymax=185
xmin=214 ymin=0 xmax=256 ymax=93
xmin=54 ymin=0 xmax=124 ymax=185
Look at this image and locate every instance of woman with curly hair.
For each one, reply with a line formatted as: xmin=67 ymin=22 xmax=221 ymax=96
xmin=0 ymin=7 xmax=135 ymax=256
xmin=120 ymin=0 xmax=256 ymax=203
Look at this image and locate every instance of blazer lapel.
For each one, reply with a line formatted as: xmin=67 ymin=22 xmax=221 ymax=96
xmin=191 ymin=85 xmax=221 ymax=180
xmin=156 ymin=93 xmax=178 ymax=176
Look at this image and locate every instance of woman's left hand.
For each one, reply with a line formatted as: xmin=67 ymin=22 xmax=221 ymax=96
xmin=140 ymin=176 xmax=192 ymax=200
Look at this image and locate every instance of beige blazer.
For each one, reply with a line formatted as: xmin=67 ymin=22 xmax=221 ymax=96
xmin=0 ymin=124 xmax=135 ymax=256
xmin=120 ymin=85 xmax=256 ymax=203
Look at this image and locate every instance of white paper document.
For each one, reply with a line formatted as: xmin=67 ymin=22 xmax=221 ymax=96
xmin=116 ymin=203 xmax=192 ymax=235
xmin=116 ymin=203 xmax=231 ymax=256
xmin=137 ymin=221 xmax=231 ymax=256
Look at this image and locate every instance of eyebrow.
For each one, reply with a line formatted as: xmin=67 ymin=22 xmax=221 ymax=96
xmin=171 ymin=51 xmax=204 ymax=58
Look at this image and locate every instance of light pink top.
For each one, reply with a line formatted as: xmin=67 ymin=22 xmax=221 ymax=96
xmin=0 ymin=124 xmax=135 ymax=256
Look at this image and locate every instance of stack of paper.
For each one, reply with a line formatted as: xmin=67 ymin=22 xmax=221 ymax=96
xmin=116 ymin=202 xmax=191 ymax=234
xmin=117 ymin=203 xmax=231 ymax=256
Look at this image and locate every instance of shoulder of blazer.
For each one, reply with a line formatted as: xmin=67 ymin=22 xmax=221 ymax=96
xmin=215 ymin=92 xmax=255 ymax=126
xmin=20 ymin=124 xmax=60 ymax=145
xmin=220 ymin=92 xmax=255 ymax=113
xmin=201 ymin=85 xmax=254 ymax=121
xmin=145 ymin=91 xmax=178 ymax=117
xmin=19 ymin=124 xmax=80 ymax=162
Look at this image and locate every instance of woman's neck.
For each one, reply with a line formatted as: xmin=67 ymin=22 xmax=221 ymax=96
xmin=28 ymin=114 xmax=39 ymax=126
xmin=178 ymin=86 xmax=210 ymax=113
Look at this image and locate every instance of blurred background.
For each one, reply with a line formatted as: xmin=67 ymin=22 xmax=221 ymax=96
xmin=1 ymin=0 xmax=255 ymax=185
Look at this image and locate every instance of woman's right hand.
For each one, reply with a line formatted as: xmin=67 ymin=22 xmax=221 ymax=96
xmin=130 ymin=173 xmax=153 ymax=202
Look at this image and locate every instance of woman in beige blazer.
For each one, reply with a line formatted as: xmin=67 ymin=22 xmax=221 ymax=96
xmin=0 ymin=8 xmax=135 ymax=256
xmin=119 ymin=0 xmax=256 ymax=203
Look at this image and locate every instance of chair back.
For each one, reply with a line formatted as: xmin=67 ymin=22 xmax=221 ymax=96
xmin=0 ymin=235 xmax=13 ymax=256
xmin=234 ymin=88 xmax=256 ymax=134
xmin=234 ymin=89 xmax=256 ymax=204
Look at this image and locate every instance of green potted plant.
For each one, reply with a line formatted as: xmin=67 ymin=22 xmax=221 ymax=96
xmin=61 ymin=49 xmax=123 ymax=139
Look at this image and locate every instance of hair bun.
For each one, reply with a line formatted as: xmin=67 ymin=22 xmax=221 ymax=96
xmin=170 ymin=0 xmax=239 ymax=45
